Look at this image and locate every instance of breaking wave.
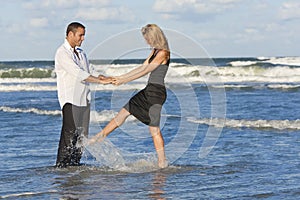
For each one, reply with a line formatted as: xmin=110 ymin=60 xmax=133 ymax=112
xmin=188 ymin=117 xmax=300 ymax=130
xmin=1 ymin=56 xmax=300 ymax=91
xmin=0 ymin=68 xmax=54 ymax=78
xmin=1 ymin=106 xmax=299 ymax=131
xmin=0 ymin=106 xmax=61 ymax=116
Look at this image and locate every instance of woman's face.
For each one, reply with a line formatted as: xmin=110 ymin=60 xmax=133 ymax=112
xmin=144 ymin=35 xmax=152 ymax=46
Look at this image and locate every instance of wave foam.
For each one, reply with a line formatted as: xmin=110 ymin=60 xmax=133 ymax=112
xmin=233 ymin=56 xmax=300 ymax=67
xmin=0 ymin=106 xmax=134 ymax=123
xmin=0 ymin=84 xmax=57 ymax=92
xmin=0 ymin=190 xmax=58 ymax=199
xmin=188 ymin=117 xmax=300 ymax=130
xmin=0 ymin=68 xmax=54 ymax=78
xmin=265 ymin=57 xmax=300 ymax=66
xmin=229 ymin=61 xmax=258 ymax=67
xmin=0 ymin=78 xmax=55 ymax=83
xmin=211 ymin=83 xmax=300 ymax=90
xmin=2 ymin=58 xmax=300 ymax=92
xmin=0 ymin=106 xmax=61 ymax=116
xmin=90 ymin=110 xmax=137 ymax=123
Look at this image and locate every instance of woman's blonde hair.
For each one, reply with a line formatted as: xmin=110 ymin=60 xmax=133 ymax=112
xmin=141 ymin=24 xmax=169 ymax=51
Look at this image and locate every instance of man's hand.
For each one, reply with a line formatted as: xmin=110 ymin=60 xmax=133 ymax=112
xmin=98 ymin=75 xmax=113 ymax=84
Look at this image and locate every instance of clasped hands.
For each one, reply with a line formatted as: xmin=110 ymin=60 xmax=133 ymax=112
xmin=98 ymin=75 xmax=124 ymax=85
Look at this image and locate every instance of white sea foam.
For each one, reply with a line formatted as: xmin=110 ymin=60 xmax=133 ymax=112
xmin=212 ymin=83 xmax=300 ymax=90
xmin=90 ymin=110 xmax=137 ymax=123
xmin=0 ymin=106 xmax=139 ymax=125
xmin=229 ymin=61 xmax=258 ymax=67
xmin=267 ymin=84 xmax=300 ymax=89
xmin=0 ymin=84 xmax=57 ymax=92
xmin=264 ymin=57 xmax=300 ymax=66
xmin=90 ymin=110 xmax=117 ymax=122
xmin=238 ymin=56 xmax=300 ymax=67
xmin=2 ymin=57 xmax=300 ymax=91
xmin=0 ymin=106 xmax=61 ymax=116
xmin=0 ymin=78 xmax=55 ymax=83
xmin=90 ymin=82 xmax=146 ymax=91
xmin=0 ymin=67 xmax=53 ymax=78
xmin=188 ymin=117 xmax=300 ymax=130
xmin=0 ymin=190 xmax=58 ymax=199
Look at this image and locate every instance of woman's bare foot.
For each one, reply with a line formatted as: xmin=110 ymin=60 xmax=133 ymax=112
xmin=156 ymin=148 xmax=168 ymax=168
xmin=158 ymin=159 xmax=168 ymax=168
xmin=87 ymin=133 xmax=105 ymax=145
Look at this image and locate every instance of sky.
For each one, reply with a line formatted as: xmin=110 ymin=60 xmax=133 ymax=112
xmin=0 ymin=0 xmax=299 ymax=61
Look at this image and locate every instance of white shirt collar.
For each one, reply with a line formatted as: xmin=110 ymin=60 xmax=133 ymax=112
xmin=63 ymin=39 xmax=74 ymax=51
xmin=63 ymin=39 xmax=83 ymax=54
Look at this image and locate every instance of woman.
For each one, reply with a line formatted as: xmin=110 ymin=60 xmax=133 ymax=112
xmin=89 ymin=24 xmax=170 ymax=168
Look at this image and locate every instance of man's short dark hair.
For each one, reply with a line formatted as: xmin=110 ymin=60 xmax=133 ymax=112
xmin=66 ymin=22 xmax=85 ymax=36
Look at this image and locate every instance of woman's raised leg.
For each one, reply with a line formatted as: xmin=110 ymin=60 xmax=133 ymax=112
xmin=89 ymin=108 xmax=130 ymax=144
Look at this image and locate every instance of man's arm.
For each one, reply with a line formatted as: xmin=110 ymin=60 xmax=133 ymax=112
xmin=84 ymin=75 xmax=112 ymax=84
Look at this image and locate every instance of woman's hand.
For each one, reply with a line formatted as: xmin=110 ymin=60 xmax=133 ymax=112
xmin=112 ymin=76 xmax=126 ymax=86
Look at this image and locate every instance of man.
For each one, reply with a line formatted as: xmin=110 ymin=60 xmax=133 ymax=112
xmin=55 ymin=22 xmax=110 ymax=167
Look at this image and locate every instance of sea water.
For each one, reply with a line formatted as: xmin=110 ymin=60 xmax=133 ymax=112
xmin=0 ymin=57 xmax=300 ymax=199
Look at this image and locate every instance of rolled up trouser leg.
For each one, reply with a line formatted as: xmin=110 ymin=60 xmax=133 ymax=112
xmin=56 ymin=103 xmax=90 ymax=167
xmin=70 ymin=104 xmax=90 ymax=166
xmin=56 ymin=103 xmax=77 ymax=167
xmin=56 ymin=129 xmax=75 ymax=167
xmin=70 ymin=127 xmax=85 ymax=166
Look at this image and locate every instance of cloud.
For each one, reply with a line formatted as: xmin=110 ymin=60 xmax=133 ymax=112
xmin=23 ymin=0 xmax=80 ymax=9
xmin=279 ymin=1 xmax=300 ymax=20
xmin=29 ymin=17 xmax=48 ymax=28
xmin=76 ymin=6 xmax=135 ymax=22
xmin=23 ymin=0 xmax=111 ymax=10
xmin=196 ymin=30 xmax=228 ymax=42
xmin=22 ymin=0 xmax=134 ymax=24
xmin=78 ymin=0 xmax=110 ymax=7
xmin=153 ymin=0 xmax=240 ymax=20
xmin=6 ymin=23 xmax=23 ymax=34
xmin=264 ymin=23 xmax=281 ymax=32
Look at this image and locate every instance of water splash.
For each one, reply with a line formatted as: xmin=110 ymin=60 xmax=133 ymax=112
xmin=82 ymin=137 xmax=160 ymax=173
xmin=83 ymin=137 xmax=126 ymax=169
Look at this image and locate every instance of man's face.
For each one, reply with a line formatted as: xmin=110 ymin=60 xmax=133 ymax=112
xmin=68 ymin=27 xmax=85 ymax=48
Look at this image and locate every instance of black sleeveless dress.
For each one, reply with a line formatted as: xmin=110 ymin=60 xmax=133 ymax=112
xmin=124 ymin=49 xmax=170 ymax=126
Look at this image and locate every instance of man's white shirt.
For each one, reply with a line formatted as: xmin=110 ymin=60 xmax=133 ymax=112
xmin=55 ymin=39 xmax=99 ymax=108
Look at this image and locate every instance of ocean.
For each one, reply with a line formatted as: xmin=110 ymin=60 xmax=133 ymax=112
xmin=0 ymin=57 xmax=299 ymax=199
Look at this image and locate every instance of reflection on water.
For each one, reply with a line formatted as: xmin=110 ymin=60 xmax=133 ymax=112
xmin=48 ymin=165 xmax=191 ymax=199
xmin=148 ymin=172 xmax=166 ymax=200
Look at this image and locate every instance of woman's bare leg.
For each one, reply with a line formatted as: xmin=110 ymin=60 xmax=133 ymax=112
xmin=149 ymin=126 xmax=167 ymax=168
xmin=89 ymin=108 xmax=130 ymax=143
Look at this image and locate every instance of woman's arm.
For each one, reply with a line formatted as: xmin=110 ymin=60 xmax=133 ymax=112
xmin=114 ymin=50 xmax=169 ymax=85
xmin=116 ymin=49 xmax=154 ymax=80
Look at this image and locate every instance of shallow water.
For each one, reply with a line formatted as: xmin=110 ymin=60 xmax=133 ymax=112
xmin=1 ymin=58 xmax=300 ymax=199
xmin=1 ymin=89 xmax=299 ymax=199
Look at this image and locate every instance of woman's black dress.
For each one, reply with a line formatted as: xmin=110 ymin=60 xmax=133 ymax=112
xmin=124 ymin=49 xmax=169 ymax=126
